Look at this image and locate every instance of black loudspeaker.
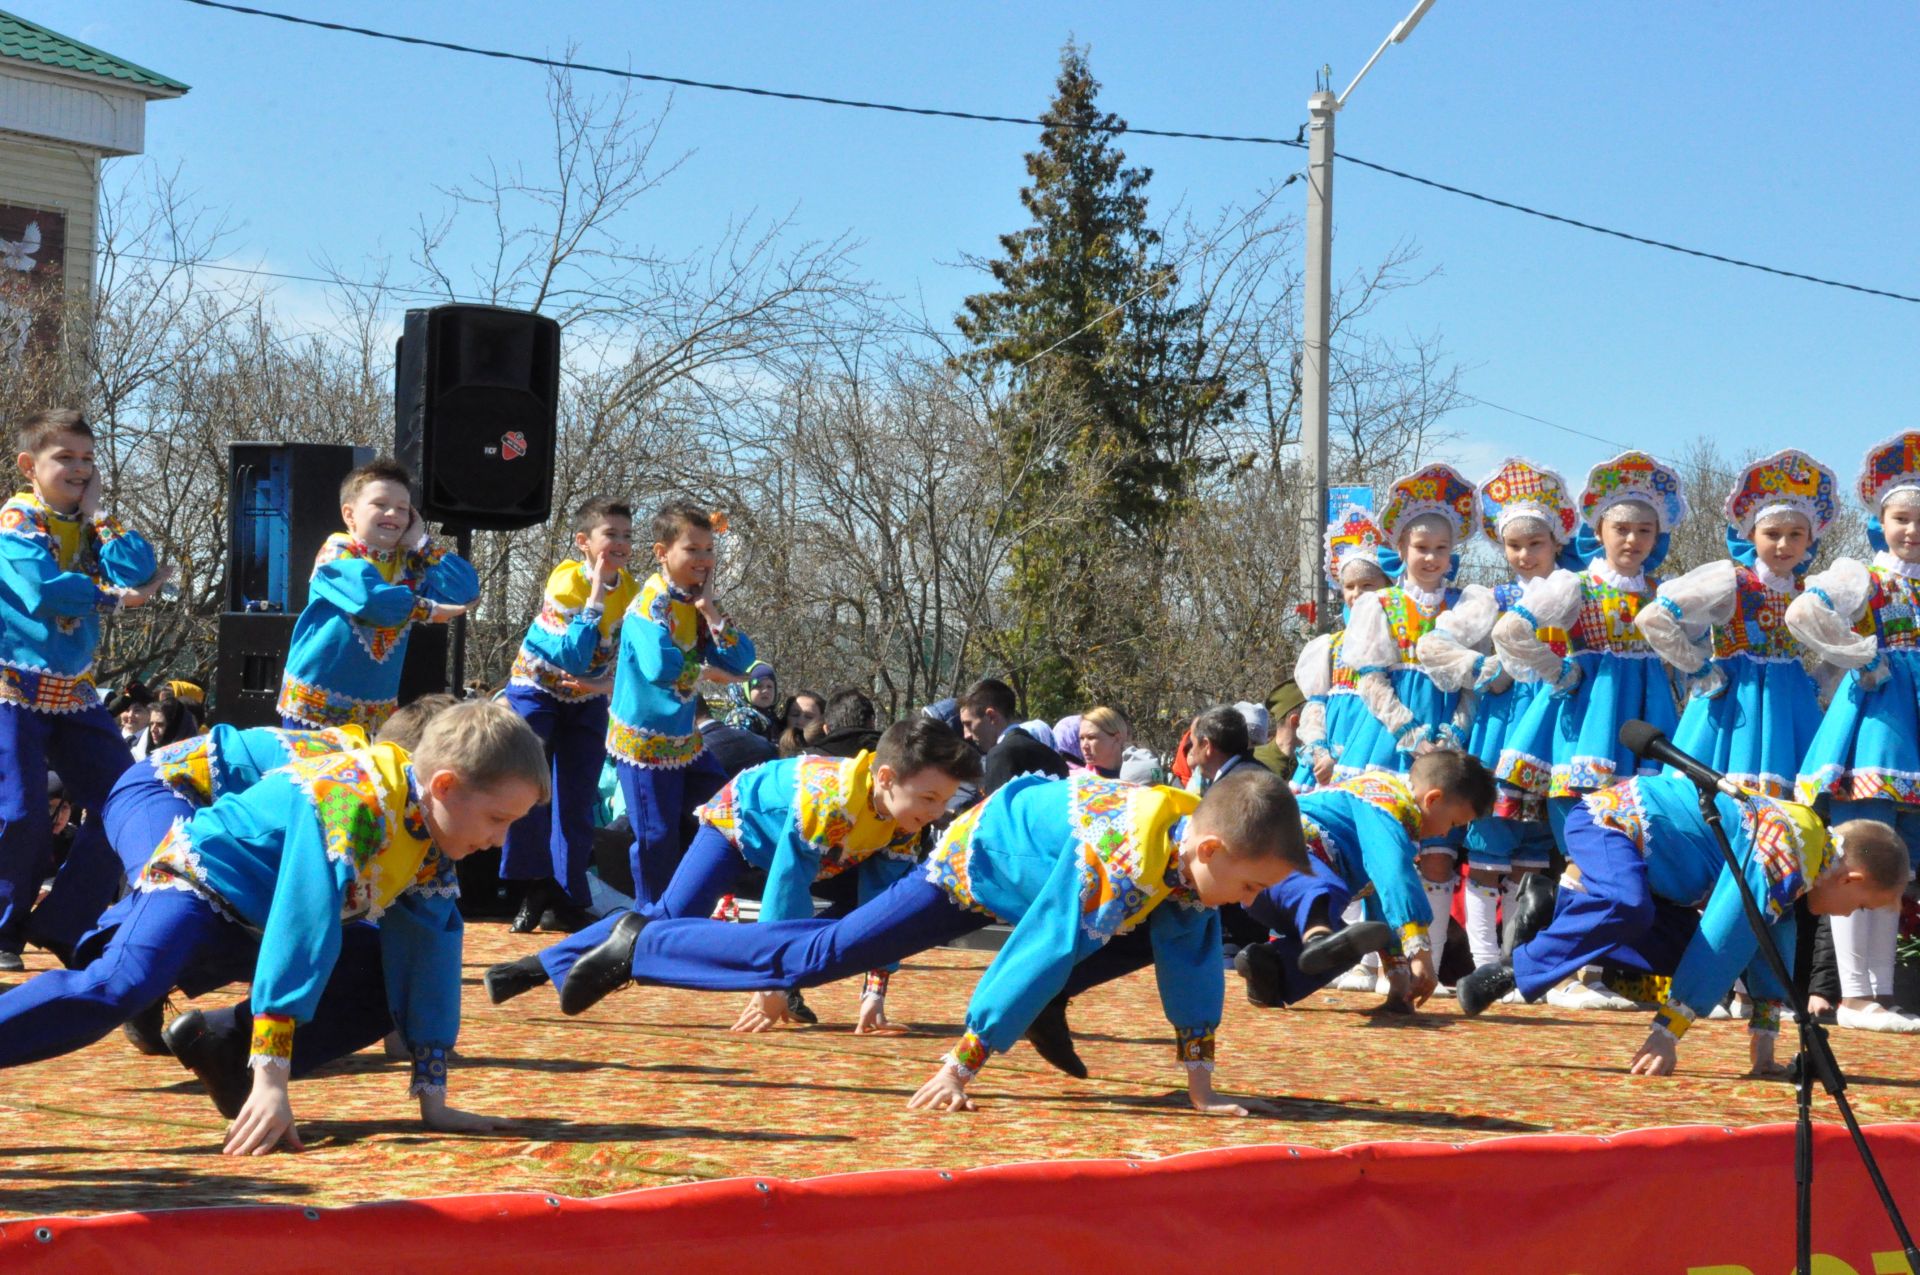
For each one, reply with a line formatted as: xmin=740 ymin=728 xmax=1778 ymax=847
xmin=393 ymin=304 xmax=559 ymax=531
xmin=226 ymin=442 xmax=372 ymax=614
xmin=213 ymin=614 xmax=450 ymax=729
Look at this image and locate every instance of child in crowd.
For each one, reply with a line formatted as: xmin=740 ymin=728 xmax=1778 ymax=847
xmin=1457 ymin=774 xmax=1910 ymax=1076
xmin=1491 ymin=451 xmax=1690 ymax=1009
xmin=1291 ymin=503 xmax=1393 ymax=792
xmin=501 ymin=497 xmax=638 ymax=934
xmin=1789 ymin=432 xmax=1920 ymax=1032
xmin=486 ymin=718 xmax=982 ymax=1032
xmin=555 ymin=769 xmax=1306 ymax=1116
xmin=1336 ymin=464 xmax=1480 ymax=969
xmin=0 ymin=699 xmax=546 ymax=1153
xmin=1237 ymin=751 xmax=1494 ymax=1014
xmin=1418 ymin=459 xmax=1580 ymax=976
xmin=276 ymin=458 xmax=477 ymax=732
xmin=0 ymin=409 xmax=170 ymax=970
xmin=606 ymin=502 xmax=760 ymax=908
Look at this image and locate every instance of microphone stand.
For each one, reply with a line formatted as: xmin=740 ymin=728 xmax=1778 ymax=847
xmin=1689 ymin=783 xmax=1919 ymax=1273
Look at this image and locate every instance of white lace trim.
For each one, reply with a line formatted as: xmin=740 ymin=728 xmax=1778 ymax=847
xmin=1754 ymin=562 xmax=1798 ymax=593
xmin=1588 ymin=562 xmax=1647 ymax=592
xmin=1402 ymin=579 xmax=1447 ymax=609
xmin=1874 ymin=551 xmax=1920 ymax=581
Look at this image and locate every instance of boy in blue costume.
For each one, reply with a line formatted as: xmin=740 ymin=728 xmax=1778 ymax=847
xmin=501 ymin=497 xmax=638 ymax=933
xmin=1456 ymin=776 xmax=1909 ymax=1075
xmin=1789 ymin=432 xmax=1920 ymax=1032
xmin=0 ymin=700 xmax=547 ymax=1154
xmin=486 ymin=718 xmax=982 ymax=1032
xmin=559 ymin=768 xmax=1307 ymax=1116
xmin=607 ymin=501 xmax=759 ymax=908
xmin=1418 ymin=458 xmax=1580 ymax=975
xmin=0 ymin=409 xmax=170 ymax=969
xmin=276 ymin=457 xmax=477 ymax=732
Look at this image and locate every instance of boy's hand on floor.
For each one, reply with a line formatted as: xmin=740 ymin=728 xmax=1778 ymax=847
xmin=1628 ymin=1030 xmax=1679 ymax=1077
xmin=224 ymin=1068 xmax=303 ymax=1156
xmin=1406 ymin=950 xmax=1438 ymax=1006
xmin=908 ymin=1065 xmax=976 ymax=1113
xmin=855 ymin=996 xmax=905 ymax=1036
xmin=730 ymin=990 xmax=793 ymax=1033
xmin=418 ymin=1090 xmax=509 ymax=1133
xmin=1186 ymin=1069 xmax=1275 ymax=1117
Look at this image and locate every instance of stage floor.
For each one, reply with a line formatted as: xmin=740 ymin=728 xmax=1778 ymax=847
xmin=3 ymin=923 xmax=1917 ymax=1220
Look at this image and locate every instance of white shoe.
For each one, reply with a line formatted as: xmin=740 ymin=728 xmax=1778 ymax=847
xmin=1587 ymin=983 xmax=1641 ymax=1011
xmin=1331 ymin=966 xmax=1376 ymax=992
xmin=1708 ymin=1002 xmax=1731 ymax=1020
xmin=1836 ymin=1003 xmax=1920 ymax=1034
xmin=1430 ymin=983 xmax=1456 ymax=998
xmin=1729 ymin=997 xmax=1752 ymax=1020
xmin=1498 ymin=988 xmax=1525 ymax=1005
xmin=1546 ymin=981 xmax=1613 ymax=1010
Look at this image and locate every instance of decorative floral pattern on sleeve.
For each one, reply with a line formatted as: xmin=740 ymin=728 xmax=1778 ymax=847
xmin=249 ymin=1013 xmax=295 ymax=1070
xmin=408 ymin=1044 xmax=449 ymax=1097
xmin=1740 ymin=798 xmax=1831 ymax=921
xmin=945 ymin=1030 xmax=990 ymax=1080
xmin=1581 ymin=781 xmax=1651 ymax=853
xmin=1175 ymin=1024 xmax=1217 ymax=1071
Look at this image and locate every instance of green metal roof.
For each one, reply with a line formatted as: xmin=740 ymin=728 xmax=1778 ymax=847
xmin=0 ymin=10 xmax=188 ymax=95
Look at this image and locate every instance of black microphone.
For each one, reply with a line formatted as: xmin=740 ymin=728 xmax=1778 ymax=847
xmin=1618 ymin=719 xmax=1749 ymax=800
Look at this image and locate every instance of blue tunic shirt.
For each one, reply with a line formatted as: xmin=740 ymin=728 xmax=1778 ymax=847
xmin=1295 ymin=773 xmax=1434 ymax=948
xmin=606 ymin=571 xmax=757 ymax=769
xmin=0 ymin=494 xmax=158 ymax=712
xmin=921 ymin=773 xmax=1221 ymax=1074
xmin=277 ymin=533 xmax=479 ymax=730
xmin=146 ymin=723 xmax=369 ymax=805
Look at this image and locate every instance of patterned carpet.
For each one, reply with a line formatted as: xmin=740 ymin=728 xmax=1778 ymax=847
xmin=1 ymin=922 xmax=1916 ymax=1220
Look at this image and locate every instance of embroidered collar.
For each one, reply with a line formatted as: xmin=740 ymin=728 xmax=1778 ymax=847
xmin=1874 ymin=551 xmax=1920 ymax=581
xmin=1753 ymin=561 xmax=1798 ymax=594
xmin=656 ymin=571 xmax=698 ymax=603
xmin=345 ymin=535 xmax=400 ymax=567
xmin=1401 ymin=578 xmax=1448 ymax=609
xmin=1589 ymin=560 xmax=1647 ymax=591
xmin=1163 ymin=820 xmax=1199 ymax=896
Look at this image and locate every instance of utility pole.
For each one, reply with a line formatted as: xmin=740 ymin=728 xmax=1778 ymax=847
xmin=1300 ymin=88 xmax=1337 ymax=632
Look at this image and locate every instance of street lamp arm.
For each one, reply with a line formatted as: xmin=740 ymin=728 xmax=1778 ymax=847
xmin=1336 ymin=0 xmax=1437 ymax=109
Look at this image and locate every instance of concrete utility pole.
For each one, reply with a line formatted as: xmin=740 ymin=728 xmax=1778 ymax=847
xmin=1299 ymin=0 xmax=1436 ymax=632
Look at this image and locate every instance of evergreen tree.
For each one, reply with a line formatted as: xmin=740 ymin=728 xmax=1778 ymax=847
xmin=957 ymin=43 xmax=1240 ymax=711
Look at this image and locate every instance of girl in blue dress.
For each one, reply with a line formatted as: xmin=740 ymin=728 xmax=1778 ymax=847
xmin=1418 ymin=457 xmax=1580 ymax=972
xmin=1492 ymin=451 xmax=1690 ymax=1009
xmin=1788 ymin=431 xmax=1920 ymax=1033
xmin=1336 ymin=463 xmax=1479 ymax=965
xmin=1292 ymin=503 xmax=1391 ymax=793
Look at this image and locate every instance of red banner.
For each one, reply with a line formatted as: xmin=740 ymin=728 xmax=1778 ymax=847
xmin=1 ymin=1122 xmax=1915 ymax=1274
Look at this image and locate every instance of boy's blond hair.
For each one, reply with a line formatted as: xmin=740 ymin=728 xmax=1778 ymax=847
xmin=376 ymin=692 xmax=460 ymax=752
xmin=16 ymin=408 xmax=90 ymax=457
xmin=1831 ymin=819 xmax=1913 ymax=893
xmin=411 ymin=699 xmax=550 ymax=805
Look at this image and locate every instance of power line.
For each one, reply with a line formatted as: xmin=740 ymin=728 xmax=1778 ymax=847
xmin=179 ymin=0 xmax=1920 ymax=306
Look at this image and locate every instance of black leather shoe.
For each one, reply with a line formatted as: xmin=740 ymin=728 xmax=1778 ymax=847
xmin=1297 ymin=921 xmax=1392 ymax=978
xmin=1502 ymin=873 xmax=1558 ymax=956
xmin=508 ymin=885 xmax=547 ymax=935
xmin=162 ymin=1009 xmax=251 ymax=1120
xmin=784 ymin=989 xmax=819 ymax=1025
xmin=0 ymin=949 xmax=24 ymax=973
xmin=1023 ymin=994 xmax=1088 ymax=1079
xmin=1457 ymin=963 xmax=1518 ymax=1017
xmin=485 ymin=954 xmax=550 ymax=1005
xmin=122 ymin=997 xmax=171 ymax=1056
xmin=538 ymin=898 xmax=594 ymax=934
xmin=1234 ymin=942 xmax=1288 ymax=1009
xmin=558 ymin=912 xmax=647 ymax=1016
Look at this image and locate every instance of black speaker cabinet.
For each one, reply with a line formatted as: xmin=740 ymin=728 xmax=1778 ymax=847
xmin=226 ymin=442 xmax=373 ymax=615
xmin=394 ymin=304 xmax=559 ymax=531
xmin=214 ymin=613 xmax=450 ymax=728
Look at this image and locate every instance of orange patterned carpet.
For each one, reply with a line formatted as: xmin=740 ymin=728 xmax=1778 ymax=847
xmin=1 ymin=922 xmax=1916 ymax=1220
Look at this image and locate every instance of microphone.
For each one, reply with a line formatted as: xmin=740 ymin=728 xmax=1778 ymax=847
xmin=1618 ymin=720 xmax=1749 ymax=800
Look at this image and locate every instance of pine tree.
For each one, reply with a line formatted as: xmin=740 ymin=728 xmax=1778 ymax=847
xmin=957 ymin=43 xmax=1240 ymax=711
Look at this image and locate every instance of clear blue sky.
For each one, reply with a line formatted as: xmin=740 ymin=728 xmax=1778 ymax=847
xmin=35 ymin=0 xmax=1920 ymax=494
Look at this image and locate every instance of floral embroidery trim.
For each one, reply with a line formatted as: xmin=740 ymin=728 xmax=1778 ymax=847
xmin=249 ymin=1013 xmax=294 ymax=1069
xmin=606 ymin=716 xmax=704 ymax=769
xmin=409 ymin=1044 xmax=449 ymax=1097
xmin=1652 ymin=1002 xmax=1695 ymax=1040
xmin=1175 ymin=1024 xmax=1217 ymax=1071
xmin=861 ymin=969 xmax=890 ymax=1001
xmin=0 ymin=657 xmax=100 ymax=714
xmin=945 ymin=1030 xmax=989 ymax=1080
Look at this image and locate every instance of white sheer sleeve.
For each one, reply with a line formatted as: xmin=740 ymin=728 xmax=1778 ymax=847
xmin=1340 ymin=593 xmax=1400 ymax=674
xmin=1358 ymin=671 xmax=1421 ymax=748
xmin=1492 ymin=569 xmax=1585 ymax=691
xmin=1293 ymin=633 xmax=1334 ymax=698
xmin=1417 ymin=585 xmax=1501 ymax=692
xmin=1296 ymin=700 xmax=1328 ymax=755
xmin=1786 ymin=559 xmax=1878 ymax=671
xmin=1637 ymin=559 xmax=1737 ymax=675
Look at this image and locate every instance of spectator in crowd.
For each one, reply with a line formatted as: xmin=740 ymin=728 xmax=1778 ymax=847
xmin=1077 ymin=706 xmax=1132 ymax=779
xmin=817 ymin=688 xmax=883 ymax=759
xmin=1052 ymin=714 xmax=1084 ymax=765
xmin=1253 ymin=680 xmax=1307 ymax=778
xmin=775 ymin=690 xmax=827 ymax=758
xmin=957 ymin=678 xmax=1069 ymax=794
xmin=695 ymin=697 xmax=778 ymax=778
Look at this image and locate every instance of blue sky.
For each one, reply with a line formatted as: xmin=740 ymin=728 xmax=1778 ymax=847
xmin=37 ymin=0 xmax=1920 ymax=497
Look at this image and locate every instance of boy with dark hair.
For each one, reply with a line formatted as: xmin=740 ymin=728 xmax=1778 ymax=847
xmin=0 ymin=700 xmax=547 ymax=1152
xmin=276 ymin=457 xmax=477 ymax=732
xmin=0 ymin=409 xmax=170 ymax=970
xmin=606 ymin=501 xmax=759 ymax=908
xmin=1458 ymin=776 xmax=1911 ymax=1076
xmin=501 ymin=497 xmax=638 ymax=933
xmin=958 ymin=677 xmax=1068 ymax=793
xmin=489 ymin=718 xmax=982 ymax=1030
xmin=817 ymin=686 xmax=881 ymax=757
xmin=556 ymin=768 xmax=1307 ymax=1115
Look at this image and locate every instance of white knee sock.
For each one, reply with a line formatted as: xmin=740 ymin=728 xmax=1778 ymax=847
xmin=1463 ymin=880 xmax=1502 ymax=969
xmin=1423 ymin=877 xmax=1458 ymax=974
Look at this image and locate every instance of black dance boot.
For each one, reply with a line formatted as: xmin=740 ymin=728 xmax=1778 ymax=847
xmin=485 ymin=954 xmax=551 ymax=1005
xmin=1023 ymin=994 xmax=1089 ymax=1079
xmin=163 ymin=1009 xmax=251 ymax=1120
xmin=558 ymin=912 xmax=648 ymax=1016
xmin=1296 ymin=921 xmax=1392 ymax=978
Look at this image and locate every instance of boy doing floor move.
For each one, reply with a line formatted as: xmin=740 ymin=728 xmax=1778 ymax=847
xmin=1457 ymin=775 xmax=1909 ymax=1076
xmin=560 ymin=768 xmax=1307 ymax=1116
xmin=0 ymin=700 xmax=547 ymax=1153
xmin=488 ymin=717 xmax=981 ymax=1031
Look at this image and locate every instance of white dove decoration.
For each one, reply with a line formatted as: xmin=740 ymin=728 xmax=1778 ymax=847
xmin=1 ymin=222 xmax=42 ymax=273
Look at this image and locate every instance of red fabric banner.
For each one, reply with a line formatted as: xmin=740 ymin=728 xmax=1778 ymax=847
xmin=2 ymin=1122 xmax=1916 ymax=1274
